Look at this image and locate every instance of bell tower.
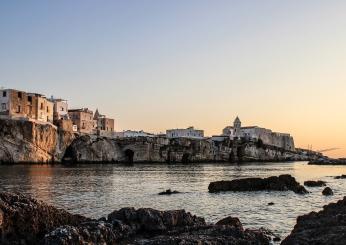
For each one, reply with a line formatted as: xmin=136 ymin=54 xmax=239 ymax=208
xmin=233 ymin=116 xmax=241 ymax=137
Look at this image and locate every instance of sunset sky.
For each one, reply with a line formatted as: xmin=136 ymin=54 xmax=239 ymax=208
xmin=0 ymin=1 xmax=345 ymax=157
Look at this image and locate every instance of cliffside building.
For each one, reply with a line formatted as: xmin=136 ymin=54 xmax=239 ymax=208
xmin=27 ymin=93 xmax=54 ymax=123
xmin=223 ymin=117 xmax=295 ymax=151
xmin=166 ymin=127 xmax=204 ymax=139
xmin=0 ymin=89 xmax=53 ymax=123
xmin=68 ymin=108 xmax=96 ymax=134
xmin=49 ymin=97 xmax=69 ymax=122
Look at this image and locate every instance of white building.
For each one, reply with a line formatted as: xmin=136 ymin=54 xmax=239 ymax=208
xmin=222 ymin=117 xmax=295 ymax=150
xmin=166 ymin=127 xmax=204 ymax=139
xmin=49 ymin=97 xmax=69 ymax=121
xmin=114 ymin=130 xmax=155 ymax=138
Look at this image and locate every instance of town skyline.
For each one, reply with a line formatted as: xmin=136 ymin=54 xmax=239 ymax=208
xmin=1 ymin=1 xmax=345 ymax=158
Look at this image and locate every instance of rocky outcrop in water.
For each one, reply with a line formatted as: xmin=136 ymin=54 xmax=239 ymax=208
xmin=208 ymin=174 xmax=308 ymax=194
xmin=282 ymin=196 xmax=346 ymax=245
xmin=304 ymin=180 xmax=326 ymax=187
xmin=0 ymin=192 xmax=271 ymax=244
xmin=322 ymin=187 xmax=334 ymax=196
xmin=309 ymin=158 xmax=346 ymax=165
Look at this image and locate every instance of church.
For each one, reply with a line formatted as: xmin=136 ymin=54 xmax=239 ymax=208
xmin=222 ymin=117 xmax=295 ymax=151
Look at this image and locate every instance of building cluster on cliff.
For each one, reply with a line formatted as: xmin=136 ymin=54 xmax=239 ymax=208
xmin=0 ymin=87 xmax=295 ymax=151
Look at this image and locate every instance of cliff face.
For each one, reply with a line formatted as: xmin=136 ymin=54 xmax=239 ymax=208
xmin=63 ymin=135 xmax=309 ymax=163
xmin=0 ymin=119 xmax=311 ymax=164
xmin=0 ymin=119 xmax=74 ymax=163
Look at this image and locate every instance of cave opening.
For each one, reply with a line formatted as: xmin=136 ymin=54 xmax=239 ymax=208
xmin=124 ymin=149 xmax=134 ymax=163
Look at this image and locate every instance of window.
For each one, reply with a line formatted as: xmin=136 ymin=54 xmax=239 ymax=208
xmin=61 ymin=107 xmax=64 ymax=112
xmin=18 ymin=92 xmax=22 ymax=99
xmin=47 ymin=106 xmax=49 ymax=113
xmin=17 ymin=105 xmax=21 ymax=113
xmin=3 ymin=91 xmax=6 ymax=97
xmin=28 ymin=96 xmax=32 ymax=103
xmin=1 ymin=103 xmax=6 ymax=110
xmin=40 ymin=103 xmax=43 ymax=110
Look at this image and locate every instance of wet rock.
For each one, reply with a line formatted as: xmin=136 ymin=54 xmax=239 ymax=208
xmin=322 ymin=187 xmax=334 ymax=196
xmin=0 ymin=192 xmax=271 ymax=244
xmin=334 ymin=174 xmax=346 ymax=179
xmin=158 ymin=189 xmax=181 ymax=195
xmin=133 ymin=225 xmax=271 ymax=244
xmin=215 ymin=216 xmax=243 ymax=230
xmin=304 ymin=180 xmax=326 ymax=187
xmin=0 ymin=192 xmax=88 ymax=244
xmin=282 ymin=196 xmax=346 ymax=244
xmin=108 ymin=207 xmax=206 ymax=233
xmin=208 ymin=174 xmax=308 ymax=194
xmin=43 ymin=221 xmax=120 ymax=245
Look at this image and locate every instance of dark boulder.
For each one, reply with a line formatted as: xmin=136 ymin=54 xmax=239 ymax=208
xmin=107 ymin=207 xmax=206 ymax=233
xmin=158 ymin=189 xmax=181 ymax=195
xmin=268 ymin=202 xmax=275 ymax=206
xmin=43 ymin=221 xmax=120 ymax=245
xmin=304 ymin=180 xmax=326 ymax=187
xmin=322 ymin=187 xmax=334 ymax=196
xmin=282 ymin=196 xmax=346 ymax=244
xmin=0 ymin=192 xmax=88 ymax=245
xmin=208 ymin=174 xmax=308 ymax=194
xmin=215 ymin=216 xmax=243 ymax=230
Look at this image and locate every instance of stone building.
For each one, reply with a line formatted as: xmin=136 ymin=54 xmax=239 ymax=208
xmin=27 ymin=93 xmax=54 ymax=123
xmin=222 ymin=117 xmax=295 ymax=151
xmin=166 ymin=127 xmax=204 ymax=139
xmin=0 ymin=89 xmax=53 ymax=123
xmin=93 ymin=109 xmax=114 ymax=132
xmin=0 ymin=89 xmax=28 ymax=119
xmin=68 ymin=108 xmax=96 ymax=134
xmin=49 ymin=97 xmax=69 ymax=122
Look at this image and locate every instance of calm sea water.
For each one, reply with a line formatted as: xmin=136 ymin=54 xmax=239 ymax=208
xmin=0 ymin=161 xmax=346 ymax=238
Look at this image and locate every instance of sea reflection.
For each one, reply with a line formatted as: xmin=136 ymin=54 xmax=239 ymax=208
xmin=0 ymin=161 xmax=346 ymax=238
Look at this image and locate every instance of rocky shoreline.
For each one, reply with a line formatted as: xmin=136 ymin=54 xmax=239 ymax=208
xmin=0 ymin=192 xmax=273 ymax=245
xmin=1 ymin=191 xmax=346 ymax=244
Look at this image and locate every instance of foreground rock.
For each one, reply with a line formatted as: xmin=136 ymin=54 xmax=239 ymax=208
xmin=282 ymin=196 xmax=346 ymax=244
xmin=0 ymin=192 xmax=88 ymax=244
xmin=322 ymin=187 xmax=334 ymax=196
xmin=304 ymin=180 xmax=326 ymax=187
xmin=209 ymin=174 xmax=308 ymax=194
xmin=0 ymin=192 xmax=271 ymax=244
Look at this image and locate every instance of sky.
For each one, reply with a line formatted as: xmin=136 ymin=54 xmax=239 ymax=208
xmin=0 ymin=1 xmax=345 ymax=157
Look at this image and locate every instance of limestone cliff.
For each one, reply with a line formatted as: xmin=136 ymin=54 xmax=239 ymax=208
xmin=0 ymin=119 xmax=74 ymax=163
xmin=0 ymin=119 xmax=312 ymax=164
xmin=62 ymin=135 xmax=310 ymax=163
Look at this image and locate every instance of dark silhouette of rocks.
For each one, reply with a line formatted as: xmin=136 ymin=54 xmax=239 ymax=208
xmin=304 ymin=180 xmax=326 ymax=187
xmin=208 ymin=174 xmax=308 ymax=194
xmin=158 ymin=189 xmax=181 ymax=195
xmin=282 ymin=196 xmax=346 ymax=245
xmin=0 ymin=192 xmax=271 ymax=244
xmin=322 ymin=187 xmax=334 ymax=196
xmin=334 ymin=174 xmax=346 ymax=179
xmin=0 ymin=192 xmax=88 ymax=244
